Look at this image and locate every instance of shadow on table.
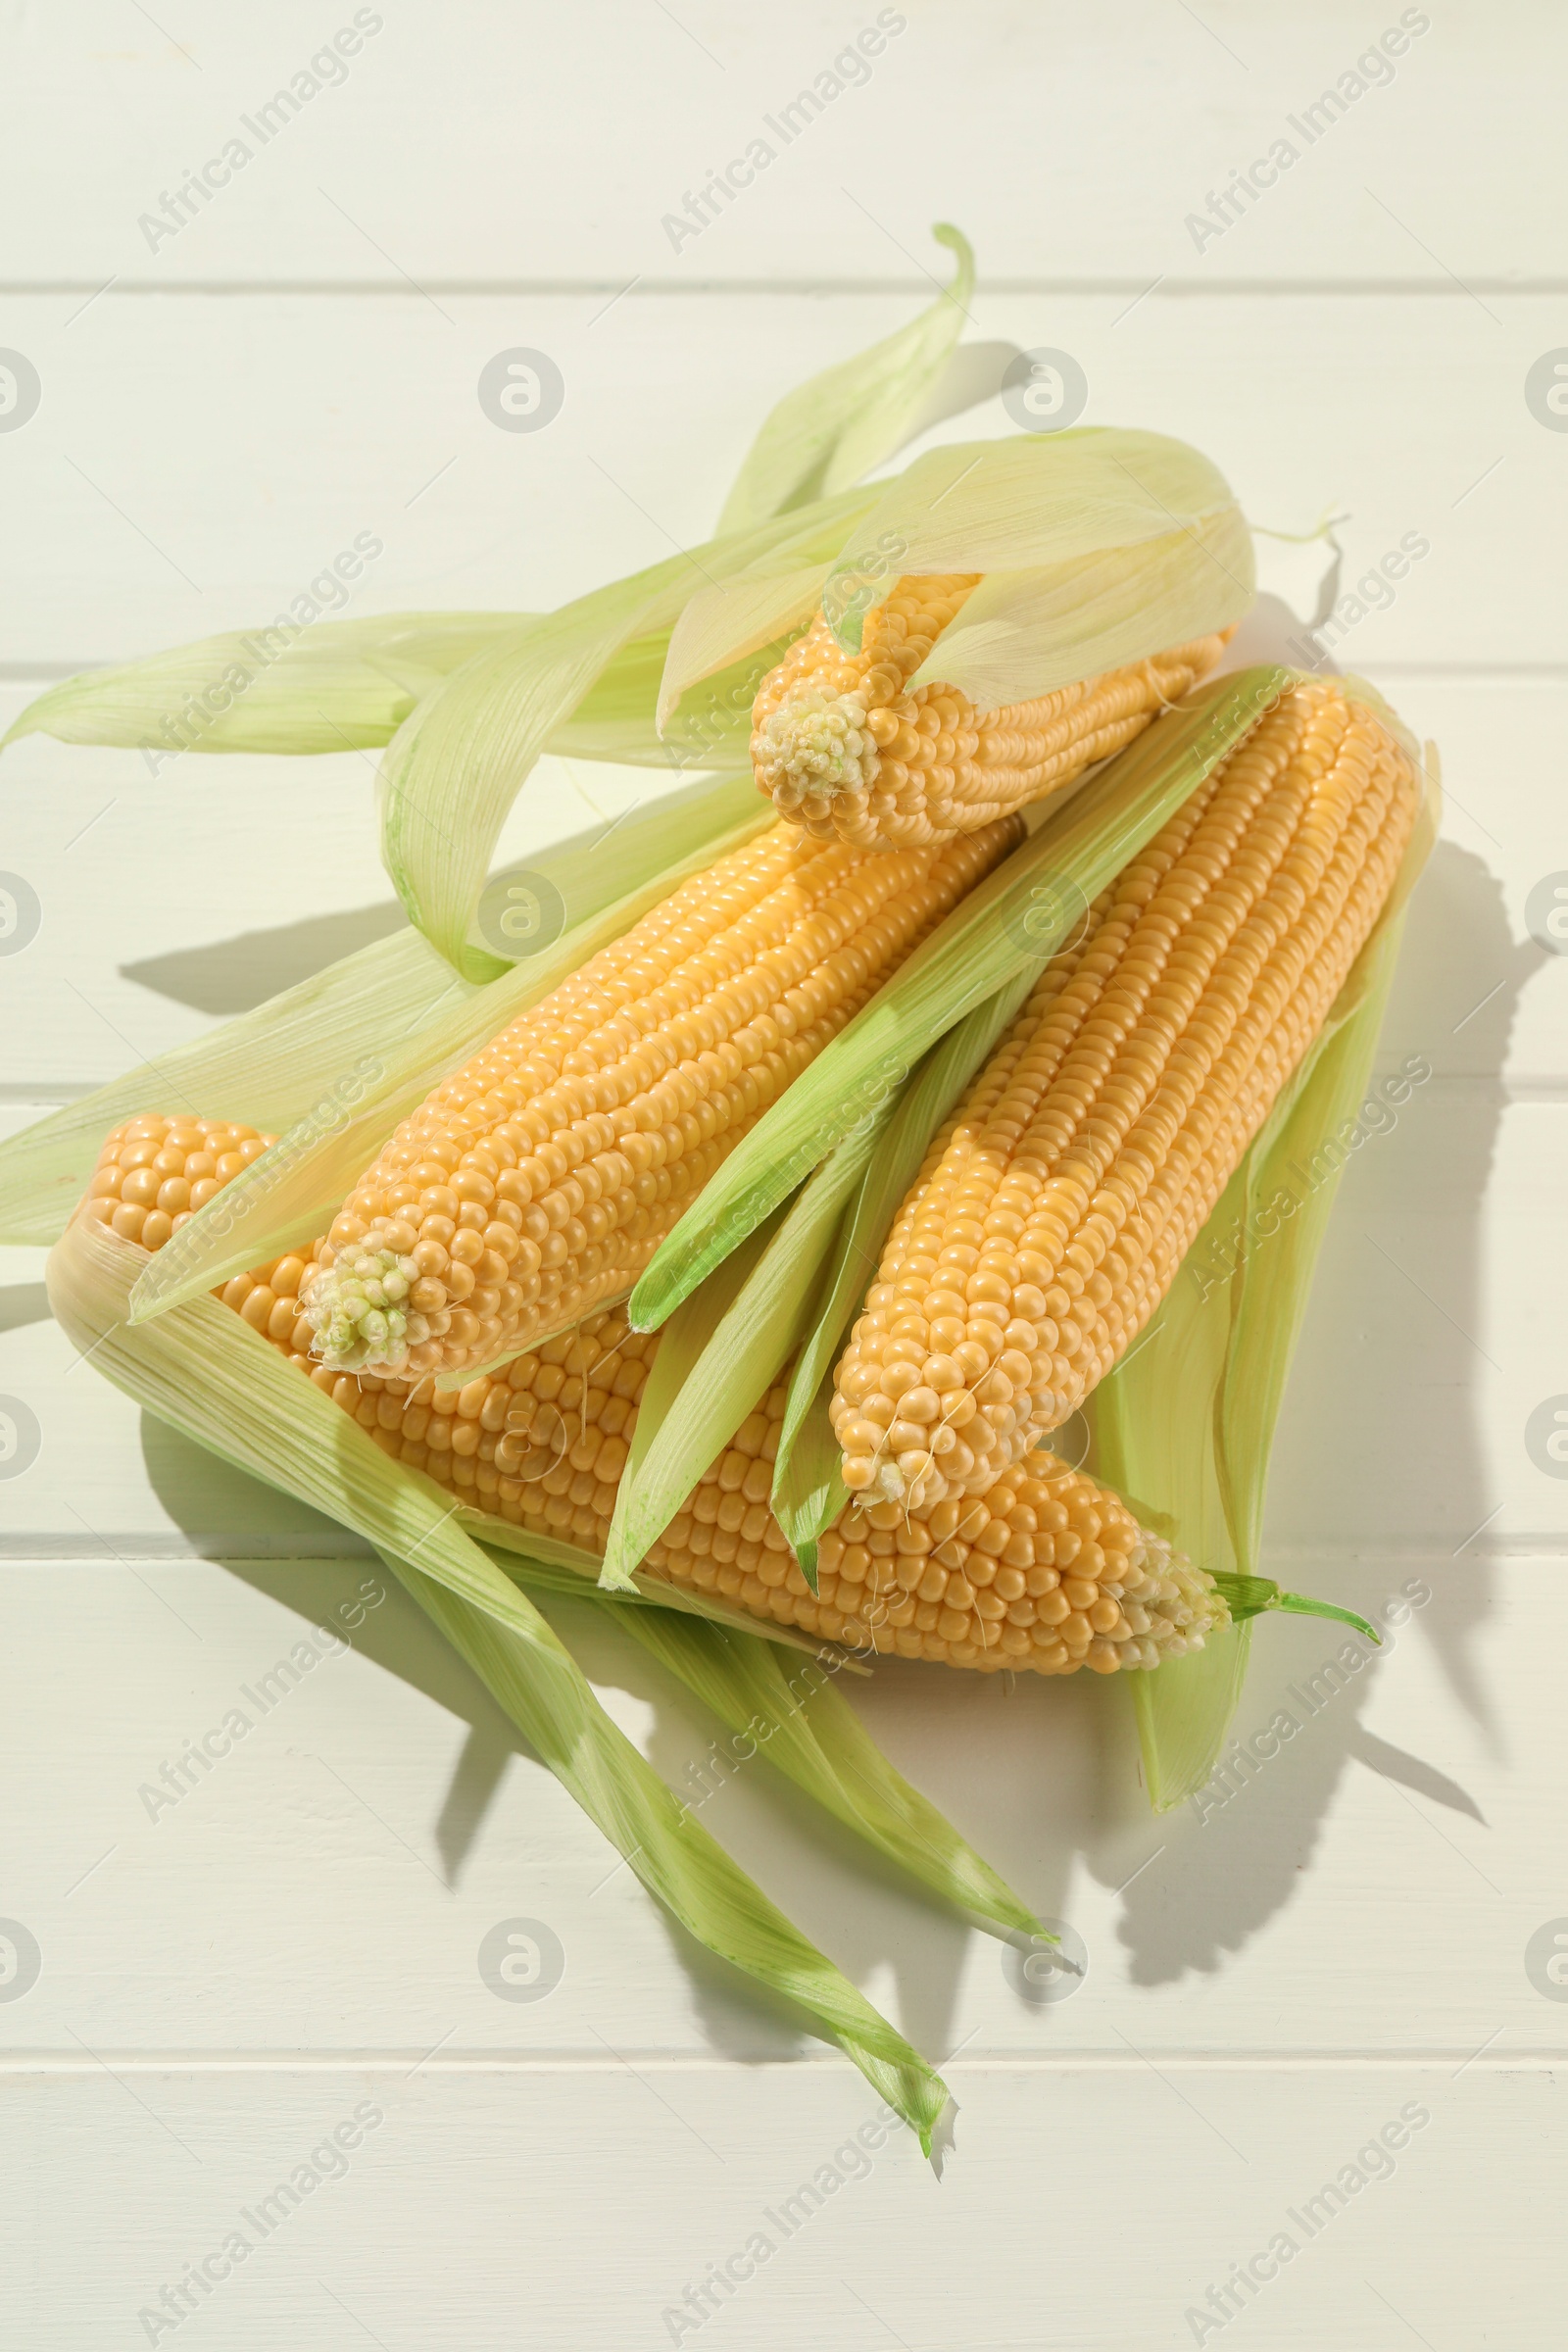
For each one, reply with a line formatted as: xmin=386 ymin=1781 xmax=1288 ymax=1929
xmin=122 ymin=900 xmax=407 ymax=1016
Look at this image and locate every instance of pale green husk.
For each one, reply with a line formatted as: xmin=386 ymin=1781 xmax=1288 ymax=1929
xmin=1091 ymin=700 xmax=1441 ymax=1808
xmin=613 ymin=1605 xmax=1044 ymax=1939
xmin=632 ymin=667 xmax=1290 ymax=1331
xmin=385 ymin=1552 xmax=947 ymax=2145
xmin=715 ymin=223 xmax=976 ymax=535
xmin=46 ymin=1209 xmax=955 ymax=2138
xmin=2 ymin=612 xmax=533 ymax=760
xmin=597 ymin=1103 xmax=904 ymax=1593
xmin=657 ymin=428 xmax=1252 ymax=726
xmin=771 ymin=971 xmax=1039 ymax=1584
xmin=600 ymin=1209 xmax=790 ymax=1590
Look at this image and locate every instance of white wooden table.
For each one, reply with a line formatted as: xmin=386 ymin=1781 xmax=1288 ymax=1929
xmin=2 ymin=7 xmax=1564 ymax=2344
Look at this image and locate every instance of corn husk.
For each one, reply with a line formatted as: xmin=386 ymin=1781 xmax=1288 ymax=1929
xmin=45 ymin=1207 xmax=959 ymax=2137
xmin=612 ymin=1604 xmax=1043 ymax=1938
xmin=385 ymin=1550 xmax=948 ymax=2144
xmin=770 ymin=973 xmax=1038 ymax=1585
xmin=2 ymin=612 xmax=533 ymax=760
xmin=659 ymin=428 xmax=1252 ymax=724
xmin=633 ymin=667 xmax=1289 ymax=1332
xmin=597 ymin=1121 xmax=900 ymax=1593
xmin=716 ymin=224 xmax=975 ymax=536
xmin=1090 ymin=695 xmax=1440 ymax=1807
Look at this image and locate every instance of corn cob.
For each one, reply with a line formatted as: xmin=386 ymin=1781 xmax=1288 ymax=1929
xmin=82 ymin=1124 xmax=1224 ymax=1678
xmin=831 ymin=677 xmax=1420 ymax=1506
xmin=750 ymin=572 xmax=1230 ymax=850
xmin=298 ymin=816 xmax=1017 ymax=1383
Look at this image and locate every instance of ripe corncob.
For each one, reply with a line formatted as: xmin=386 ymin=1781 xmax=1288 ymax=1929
xmin=300 ymin=816 xmax=1018 ymax=1383
xmin=83 ymin=1125 xmax=1224 ymax=1679
xmin=831 ymin=677 xmax=1421 ymax=1506
xmin=750 ymin=571 xmax=1230 ymax=850
xmin=83 ymin=1113 xmax=276 ymax=1253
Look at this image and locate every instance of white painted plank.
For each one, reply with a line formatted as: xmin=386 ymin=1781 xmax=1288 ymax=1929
xmin=1 ymin=1 xmax=1558 ymax=286
xmin=0 ymin=1536 xmax=1557 ymax=2061
xmin=0 ymin=2061 xmax=1559 ymax=2347
xmin=0 ymin=290 xmax=1557 ymax=667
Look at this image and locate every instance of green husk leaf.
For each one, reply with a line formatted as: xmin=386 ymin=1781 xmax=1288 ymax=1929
xmin=661 ymin=426 xmax=1252 ymax=720
xmin=771 ymin=970 xmax=1039 ymax=1583
xmin=633 ymin=666 xmax=1290 ymax=1330
xmin=715 ymin=223 xmax=974 ymax=537
xmin=1210 ymin=1574 xmax=1380 ymax=1643
xmin=45 ymin=1215 xmax=946 ymax=2132
xmin=600 ymin=1086 xmax=909 ymax=1592
xmin=1094 ymin=719 xmax=1441 ymax=1809
xmin=377 ymin=490 xmax=881 ymax=979
xmin=2 ymin=612 xmax=533 ymax=760
xmin=909 ymin=507 xmax=1253 ymax=710
xmin=383 ymin=1550 xmax=947 ymax=2145
xmin=870 ymin=427 xmax=1247 ymax=599
xmin=2 ymin=607 xmax=771 ymax=778
xmin=600 ymin=1208 xmax=788 ymax=1591
xmin=615 ymin=1606 xmax=1043 ymax=1939
xmin=125 ymin=774 xmax=771 ymax=1323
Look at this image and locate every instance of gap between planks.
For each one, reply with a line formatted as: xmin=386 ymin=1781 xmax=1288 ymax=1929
xmin=8 ymin=277 xmax=1568 ymax=301
xmin=0 ymin=2050 xmax=1560 ymax=2076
